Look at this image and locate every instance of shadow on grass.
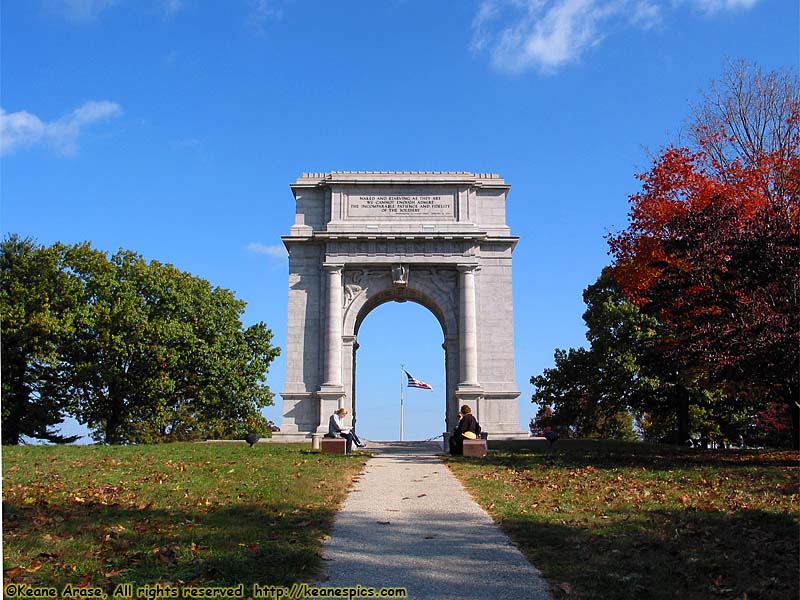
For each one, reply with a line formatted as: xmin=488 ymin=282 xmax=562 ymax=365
xmin=3 ymin=499 xmax=334 ymax=589
xmin=498 ymin=508 xmax=797 ymax=600
xmin=486 ymin=439 xmax=799 ymax=470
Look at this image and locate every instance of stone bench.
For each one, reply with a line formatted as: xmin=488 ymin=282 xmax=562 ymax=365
xmin=321 ymin=437 xmax=347 ymax=455
xmin=463 ymin=439 xmax=488 ymax=458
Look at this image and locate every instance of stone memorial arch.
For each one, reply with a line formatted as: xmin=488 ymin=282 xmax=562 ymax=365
xmin=274 ymin=172 xmax=527 ymax=441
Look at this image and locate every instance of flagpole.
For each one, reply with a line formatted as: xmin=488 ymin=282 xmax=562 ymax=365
xmin=400 ymin=364 xmax=404 ymax=442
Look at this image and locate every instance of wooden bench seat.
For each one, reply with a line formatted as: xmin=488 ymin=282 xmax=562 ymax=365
xmin=321 ymin=437 xmax=347 ymax=455
xmin=463 ymin=439 xmax=488 ymax=457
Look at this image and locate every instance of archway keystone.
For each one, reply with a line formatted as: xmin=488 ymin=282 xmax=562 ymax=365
xmin=274 ymin=172 xmax=528 ymax=441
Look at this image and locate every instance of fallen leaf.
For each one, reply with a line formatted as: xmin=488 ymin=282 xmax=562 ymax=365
xmin=25 ymin=560 xmax=43 ymax=573
xmin=103 ymin=568 xmax=128 ymax=578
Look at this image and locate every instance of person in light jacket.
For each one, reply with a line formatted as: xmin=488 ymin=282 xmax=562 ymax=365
xmin=328 ymin=408 xmax=366 ymax=453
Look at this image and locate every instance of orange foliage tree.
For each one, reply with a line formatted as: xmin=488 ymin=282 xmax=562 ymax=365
xmin=609 ymin=62 xmax=799 ymax=447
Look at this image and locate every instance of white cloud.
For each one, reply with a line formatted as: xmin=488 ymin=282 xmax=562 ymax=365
xmin=691 ymin=0 xmax=760 ymax=14
xmin=246 ymin=0 xmax=285 ymax=30
xmin=45 ymin=0 xmax=121 ymax=24
xmin=472 ymin=0 xmax=760 ymax=74
xmin=1 ymin=101 xmax=122 ymax=157
xmin=170 ymin=137 xmax=202 ymax=150
xmin=246 ymin=243 xmax=287 ymax=259
xmin=158 ymin=0 xmax=184 ymax=18
xmin=45 ymin=0 xmax=185 ymax=23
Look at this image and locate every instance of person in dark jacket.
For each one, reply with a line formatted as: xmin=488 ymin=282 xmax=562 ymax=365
xmin=449 ymin=404 xmax=481 ymax=455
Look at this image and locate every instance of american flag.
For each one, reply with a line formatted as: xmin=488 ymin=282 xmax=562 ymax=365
xmin=405 ymin=371 xmax=432 ymax=390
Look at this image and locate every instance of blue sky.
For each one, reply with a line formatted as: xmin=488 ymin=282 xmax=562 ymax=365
xmin=2 ymin=0 xmax=797 ymax=442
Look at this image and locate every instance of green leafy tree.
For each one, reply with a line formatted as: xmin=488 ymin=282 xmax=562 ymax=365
xmin=0 ymin=236 xmax=82 ymax=444
xmin=60 ymin=246 xmax=280 ymax=444
xmin=534 ymin=269 xmax=756 ymax=443
xmin=532 ymin=270 xmax=656 ymax=441
xmin=584 ymin=269 xmax=703 ymax=442
xmin=2 ymin=236 xmax=281 ymax=445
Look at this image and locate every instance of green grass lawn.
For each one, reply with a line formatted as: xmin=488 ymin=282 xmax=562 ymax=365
xmin=2 ymin=442 xmax=367 ymax=590
xmin=446 ymin=440 xmax=799 ymax=600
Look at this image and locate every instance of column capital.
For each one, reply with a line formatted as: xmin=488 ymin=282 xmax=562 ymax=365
xmin=323 ymin=263 xmax=345 ymax=274
xmin=457 ymin=263 xmax=480 ymax=274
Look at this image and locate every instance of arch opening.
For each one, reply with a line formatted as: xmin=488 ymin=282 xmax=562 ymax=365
xmin=353 ymin=300 xmax=446 ymax=441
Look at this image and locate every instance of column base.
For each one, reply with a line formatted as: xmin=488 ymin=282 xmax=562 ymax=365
xmin=265 ymin=431 xmax=314 ymax=443
xmin=316 ymin=386 xmax=347 ymax=433
xmin=278 ymin=391 xmax=318 ymax=435
xmin=455 ymin=385 xmax=484 ymax=405
xmin=317 ymin=385 xmax=346 ymax=401
xmin=485 ymin=431 xmax=533 ymax=440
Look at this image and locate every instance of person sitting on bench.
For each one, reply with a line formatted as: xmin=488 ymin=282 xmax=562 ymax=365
xmin=327 ymin=408 xmax=366 ymax=453
xmin=449 ymin=404 xmax=481 ymax=455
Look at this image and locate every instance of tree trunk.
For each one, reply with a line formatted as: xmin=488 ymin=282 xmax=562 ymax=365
xmin=104 ymin=398 xmax=123 ymax=444
xmin=1 ymin=354 xmax=28 ymax=445
xmin=675 ymin=386 xmax=690 ymax=443
xmin=789 ymin=385 xmax=799 ymax=451
xmin=2 ymin=405 xmax=22 ymax=445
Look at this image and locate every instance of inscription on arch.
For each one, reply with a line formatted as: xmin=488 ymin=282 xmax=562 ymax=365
xmin=347 ymin=192 xmax=456 ymax=217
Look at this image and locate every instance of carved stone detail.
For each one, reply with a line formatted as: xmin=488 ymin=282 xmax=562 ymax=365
xmin=327 ymin=239 xmax=471 ymax=258
xmin=392 ymin=264 xmax=409 ymax=288
xmin=412 ymin=268 xmax=458 ymax=316
xmin=343 ymin=269 xmax=390 ymax=312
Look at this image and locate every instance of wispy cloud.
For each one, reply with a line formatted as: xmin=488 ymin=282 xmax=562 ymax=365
xmin=44 ymin=0 xmax=184 ymax=23
xmin=472 ymin=0 xmax=761 ymax=74
xmin=0 ymin=101 xmax=122 ymax=157
xmin=45 ymin=1 xmax=285 ymax=29
xmin=170 ymin=137 xmax=202 ymax=150
xmin=246 ymin=0 xmax=285 ymax=31
xmin=158 ymin=0 xmax=184 ymax=19
xmin=691 ymin=0 xmax=760 ymax=14
xmin=246 ymin=242 xmax=287 ymax=259
xmin=44 ymin=0 xmax=121 ymax=24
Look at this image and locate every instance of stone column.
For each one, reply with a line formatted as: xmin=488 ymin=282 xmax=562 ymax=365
xmin=323 ymin=263 xmax=344 ymax=388
xmin=317 ymin=263 xmax=346 ymax=432
xmin=458 ymin=264 xmax=479 ymax=386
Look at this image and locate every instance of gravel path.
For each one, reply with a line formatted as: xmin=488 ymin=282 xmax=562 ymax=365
xmin=310 ymin=442 xmax=552 ymax=600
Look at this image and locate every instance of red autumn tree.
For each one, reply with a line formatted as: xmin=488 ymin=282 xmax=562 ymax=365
xmin=609 ymin=62 xmax=799 ymax=448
